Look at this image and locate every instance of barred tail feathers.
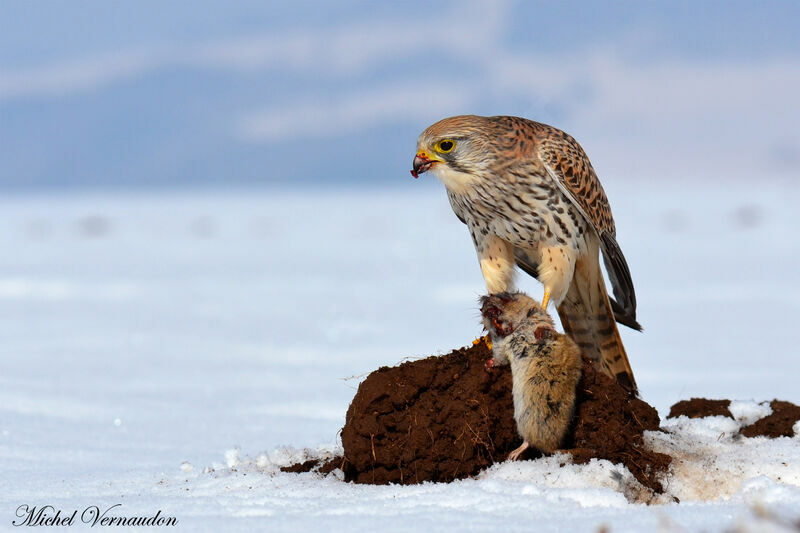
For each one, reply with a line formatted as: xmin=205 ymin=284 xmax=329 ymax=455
xmin=557 ymin=257 xmax=637 ymax=392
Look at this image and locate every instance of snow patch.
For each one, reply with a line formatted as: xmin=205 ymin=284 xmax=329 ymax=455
xmin=3 ymin=188 xmax=800 ymax=531
xmin=729 ymin=400 xmax=773 ymax=426
xmin=650 ymin=406 xmax=800 ymax=502
xmin=199 ymin=406 xmax=800 ymax=510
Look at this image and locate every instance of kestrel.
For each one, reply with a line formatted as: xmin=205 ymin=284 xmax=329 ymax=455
xmin=412 ymin=115 xmax=641 ymax=391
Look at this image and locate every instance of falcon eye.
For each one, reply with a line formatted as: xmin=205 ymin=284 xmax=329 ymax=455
xmin=435 ymin=139 xmax=455 ymax=153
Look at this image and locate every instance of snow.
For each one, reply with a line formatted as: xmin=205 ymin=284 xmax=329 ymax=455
xmin=2 ymin=179 xmax=800 ymax=531
xmin=650 ymin=407 xmax=800 ymax=502
xmin=729 ymin=401 xmax=774 ymax=426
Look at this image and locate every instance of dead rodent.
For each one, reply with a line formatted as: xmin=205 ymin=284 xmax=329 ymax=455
xmin=480 ymin=291 xmax=583 ymax=459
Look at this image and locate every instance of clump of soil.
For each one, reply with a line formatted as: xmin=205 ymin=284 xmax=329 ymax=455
xmin=667 ymin=398 xmax=733 ymax=419
xmin=338 ymin=339 xmax=671 ymax=493
xmin=280 ymin=456 xmax=345 ymax=475
xmin=741 ymin=400 xmax=800 ymax=438
xmin=568 ymin=358 xmax=670 ymax=493
xmin=280 ymin=459 xmax=319 ymax=473
xmin=340 ymin=340 xmax=516 ymax=485
xmin=666 ymin=398 xmax=800 ymax=438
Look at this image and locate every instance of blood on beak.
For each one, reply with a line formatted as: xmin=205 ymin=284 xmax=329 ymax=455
xmin=411 ymin=151 xmax=436 ymax=178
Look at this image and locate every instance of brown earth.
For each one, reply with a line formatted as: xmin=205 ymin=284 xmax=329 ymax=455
xmin=280 ymin=457 xmax=344 ymax=475
xmin=337 ymin=338 xmax=670 ymax=493
xmin=280 ymin=459 xmax=319 ymax=473
xmin=282 ymin=345 xmax=799 ymax=495
xmin=666 ymin=398 xmax=800 ymax=438
xmin=567 ymin=357 xmax=668 ymax=493
xmin=668 ymin=398 xmax=733 ymax=419
xmin=741 ymin=400 xmax=800 ymax=438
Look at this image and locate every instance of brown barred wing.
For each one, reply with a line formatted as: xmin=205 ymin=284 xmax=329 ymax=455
xmin=534 ymin=124 xmax=640 ymax=330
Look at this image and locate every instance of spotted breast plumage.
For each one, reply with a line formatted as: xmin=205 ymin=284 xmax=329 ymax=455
xmin=412 ymin=115 xmax=641 ymax=391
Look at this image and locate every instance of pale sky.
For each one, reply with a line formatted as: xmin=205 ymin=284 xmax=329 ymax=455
xmin=1 ymin=1 xmax=798 ymax=189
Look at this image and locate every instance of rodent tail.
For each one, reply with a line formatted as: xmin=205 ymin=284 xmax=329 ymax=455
xmin=556 ymin=254 xmax=638 ymax=393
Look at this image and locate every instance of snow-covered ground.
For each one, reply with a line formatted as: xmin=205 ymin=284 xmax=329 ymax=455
xmin=1 ymin=179 xmax=799 ymax=531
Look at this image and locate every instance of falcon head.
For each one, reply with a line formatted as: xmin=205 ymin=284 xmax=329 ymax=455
xmin=411 ymin=115 xmax=494 ymax=192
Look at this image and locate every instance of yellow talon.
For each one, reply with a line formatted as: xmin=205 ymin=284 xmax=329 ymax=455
xmin=541 ymin=289 xmax=551 ymax=310
xmin=473 ymin=336 xmax=493 ymax=350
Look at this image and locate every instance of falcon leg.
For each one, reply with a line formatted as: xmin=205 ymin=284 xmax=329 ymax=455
xmin=536 ymin=245 xmax=575 ymax=311
xmin=508 ymin=441 xmax=530 ymax=461
xmin=476 ymin=234 xmax=516 ymax=294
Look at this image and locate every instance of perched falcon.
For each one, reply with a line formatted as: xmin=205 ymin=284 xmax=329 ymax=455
xmin=411 ymin=115 xmax=641 ymax=391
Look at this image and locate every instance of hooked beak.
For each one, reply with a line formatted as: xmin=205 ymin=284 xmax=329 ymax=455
xmin=410 ymin=151 xmax=440 ymax=178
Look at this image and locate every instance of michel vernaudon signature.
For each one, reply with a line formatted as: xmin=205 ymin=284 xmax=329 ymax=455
xmin=13 ymin=504 xmax=178 ymax=527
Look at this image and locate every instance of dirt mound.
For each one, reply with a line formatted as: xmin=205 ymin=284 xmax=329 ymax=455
xmin=666 ymin=398 xmax=800 ymax=438
xmin=741 ymin=400 xmax=800 ymax=438
xmin=282 ymin=353 xmax=799 ymax=497
xmin=340 ymin=339 xmax=516 ymax=484
xmin=338 ymin=339 xmax=670 ymax=493
xmin=668 ymin=398 xmax=733 ymax=419
xmin=568 ymin=358 xmax=669 ymax=493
